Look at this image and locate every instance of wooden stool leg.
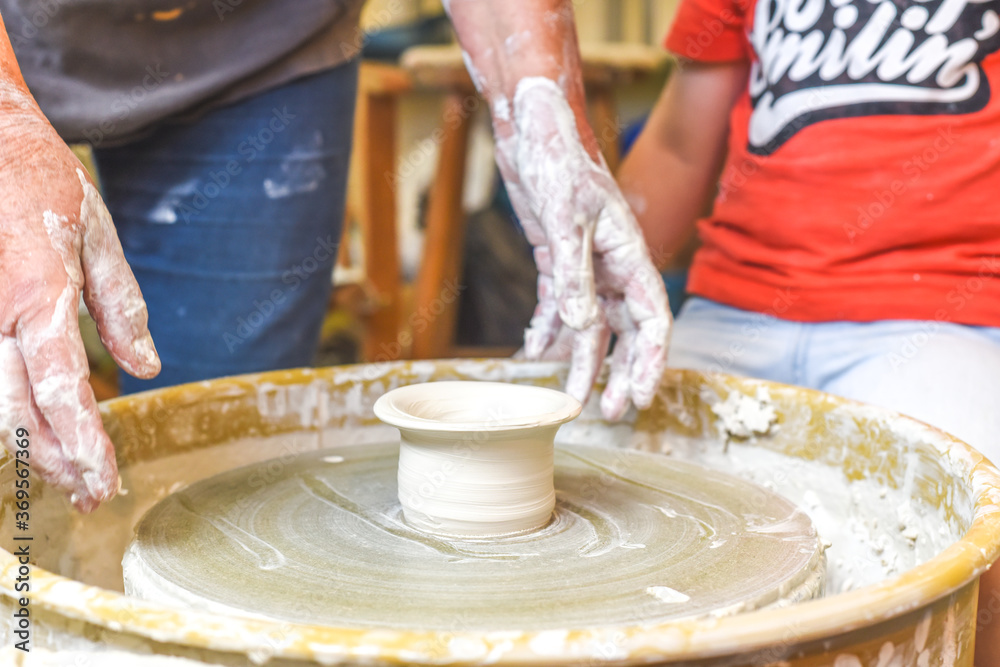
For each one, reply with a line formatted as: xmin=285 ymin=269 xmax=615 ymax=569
xmin=358 ymin=90 xmax=404 ymax=362
xmin=411 ymin=93 xmax=475 ymax=360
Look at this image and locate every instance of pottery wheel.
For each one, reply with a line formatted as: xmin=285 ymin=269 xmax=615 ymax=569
xmin=123 ymin=444 xmax=826 ymax=630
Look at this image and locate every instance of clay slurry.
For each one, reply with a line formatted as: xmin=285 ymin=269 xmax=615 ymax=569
xmin=123 ymin=443 xmax=826 ymax=630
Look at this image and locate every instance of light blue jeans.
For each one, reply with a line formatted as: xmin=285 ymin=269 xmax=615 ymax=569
xmin=669 ymin=297 xmax=1000 ymax=463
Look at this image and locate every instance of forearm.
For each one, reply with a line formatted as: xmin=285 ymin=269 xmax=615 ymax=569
xmin=618 ymin=60 xmax=747 ymax=270
xmin=445 ymin=0 xmax=598 ymax=159
xmin=0 ymin=16 xmax=46 ymax=144
xmin=446 ymin=2 xmax=672 ymax=418
xmin=619 ymin=140 xmax=706 ymax=270
xmin=0 ymin=17 xmax=31 ymax=100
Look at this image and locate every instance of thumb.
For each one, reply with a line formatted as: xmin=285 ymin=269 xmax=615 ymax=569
xmin=76 ymin=169 xmax=160 ymax=379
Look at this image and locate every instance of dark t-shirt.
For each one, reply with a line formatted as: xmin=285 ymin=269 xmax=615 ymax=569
xmin=1 ymin=0 xmax=365 ymax=145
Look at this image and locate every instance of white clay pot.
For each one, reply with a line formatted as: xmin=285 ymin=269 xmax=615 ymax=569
xmin=373 ymin=381 xmax=582 ymax=537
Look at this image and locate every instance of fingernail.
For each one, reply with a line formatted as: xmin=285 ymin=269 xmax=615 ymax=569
xmin=561 ymin=297 xmax=597 ymax=330
xmin=70 ymin=486 xmax=100 ymax=513
xmin=524 ymin=328 xmax=544 ymax=359
xmin=601 ymin=391 xmax=628 ymax=422
xmin=631 ymin=384 xmax=655 ymax=410
xmin=631 ymin=366 xmax=663 ymax=410
xmin=565 ymin=376 xmax=591 ymax=406
xmin=133 ymin=333 xmax=160 ymax=370
xmin=83 ymin=469 xmax=114 ymax=502
xmin=71 ymin=493 xmax=99 ymax=514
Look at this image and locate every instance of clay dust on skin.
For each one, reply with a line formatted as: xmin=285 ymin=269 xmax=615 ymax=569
xmin=2 ymin=168 xmax=158 ymax=509
xmin=32 ymin=200 xmax=110 ymax=506
xmin=439 ymin=0 xmax=670 ymax=420
xmin=76 ymin=169 xmax=158 ymax=376
xmin=501 ymin=77 xmax=670 ymax=420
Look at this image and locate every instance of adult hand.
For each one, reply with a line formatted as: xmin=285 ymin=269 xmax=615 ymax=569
xmin=496 ymin=77 xmax=672 ymax=420
xmin=0 ymin=88 xmax=160 ymax=512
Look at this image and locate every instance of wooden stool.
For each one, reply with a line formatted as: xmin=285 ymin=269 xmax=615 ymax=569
xmin=351 ymin=44 xmax=671 ymax=362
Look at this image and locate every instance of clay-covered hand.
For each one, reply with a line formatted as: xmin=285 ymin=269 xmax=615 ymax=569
xmin=496 ymin=77 xmax=672 ymax=420
xmin=0 ymin=90 xmax=160 ymax=512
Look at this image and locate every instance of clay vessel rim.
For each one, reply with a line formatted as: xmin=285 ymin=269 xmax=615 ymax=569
xmin=373 ymin=380 xmax=582 ymax=433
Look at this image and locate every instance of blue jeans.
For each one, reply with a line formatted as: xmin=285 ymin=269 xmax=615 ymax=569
xmin=670 ymin=297 xmax=1000 ymax=463
xmin=94 ymin=61 xmax=358 ymax=394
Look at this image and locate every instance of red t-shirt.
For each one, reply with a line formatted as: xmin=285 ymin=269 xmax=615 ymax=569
xmin=665 ymin=0 xmax=1000 ymax=325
